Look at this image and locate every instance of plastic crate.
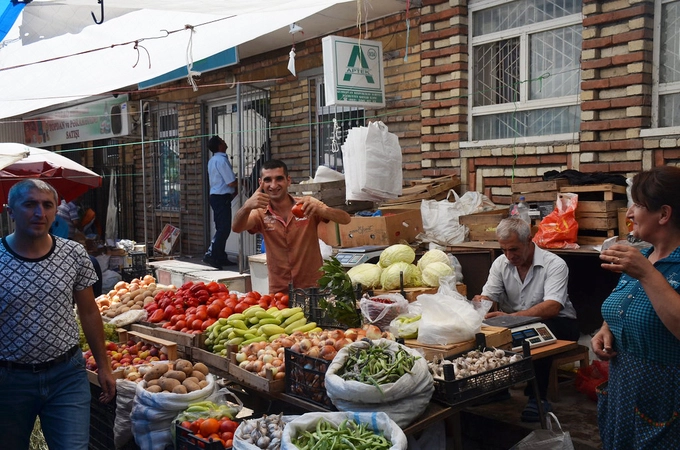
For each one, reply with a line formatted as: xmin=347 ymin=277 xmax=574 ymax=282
xmin=284 ymin=347 xmax=337 ymax=410
xmin=288 ymin=284 xmax=362 ymax=329
xmin=432 ymin=347 xmax=534 ymax=407
xmin=174 ymin=422 xmax=227 ymax=450
xmin=89 ymin=384 xmax=140 ymax=450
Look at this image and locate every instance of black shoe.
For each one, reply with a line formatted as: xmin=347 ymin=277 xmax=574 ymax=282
xmin=202 ymin=256 xmax=222 ymax=269
xmin=521 ymin=397 xmax=552 ymax=423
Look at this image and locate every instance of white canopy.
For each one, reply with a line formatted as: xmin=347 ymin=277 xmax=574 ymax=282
xmin=0 ymin=0 xmax=406 ymax=119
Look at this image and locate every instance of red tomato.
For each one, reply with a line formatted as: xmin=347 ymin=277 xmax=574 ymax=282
xmin=291 ymin=202 xmax=305 ymax=218
xmin=195 ymin=309 xmax=208 ymax=321
xmin=279 ymin=294 xmax=289 ymax=306
xmin=206 ymin=281 xmax=220 ymax=293
xmin=218 ymin=307 xmax=233 ymax=319
xmin=180 ymin=420 xmax=192 ymax=430
xmin=175 ymin=320 xmax=187 ymax=330
xmin=233 ymin=302 xmax=248 ymax=314
xmin=211 ymin=299 xmax=225 ymax=309
xmin=206 ymin=304 xmax=221 ymax=318
xmin=202 ymin=318 xmax=216 ymax=330
xmin=191 ymin=319 xmax=204 ymax=330
xmin=219 ymin=419 xmax=238 ymax=434
xmin=258 ymin=298 xmax=269 ymax=309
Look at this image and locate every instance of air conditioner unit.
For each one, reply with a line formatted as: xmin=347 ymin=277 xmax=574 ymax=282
xmin=109 ymin=102 xmax=142 ymax=137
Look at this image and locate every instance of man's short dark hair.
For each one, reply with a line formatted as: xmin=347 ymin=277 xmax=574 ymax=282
xmin=208 ymin=136 xmax=223 ymax=153
xmin=261 ymin=159 xmax=288 ymax=177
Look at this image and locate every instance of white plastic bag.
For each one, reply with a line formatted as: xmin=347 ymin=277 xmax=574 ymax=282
xmin=130 ymin=374 xmax=216 ymax=450
xmin=509 ymin=412 xmax=575 ymax=449
xmin=281 ymin=411 xmax=408 ymax=450
xmin=324 ymin=339 xmax=433 ymax=428
xmin=419 ymin=190 xmax=496 ymax=246
xmin=359 ymin=293 xmax=409 ymax=331
xmin=342 ymin=127 xmax=383 ymax=202
xmin=361 ymin=121 xmax=402 ymax=199
xmin=342 ymin=122 xmax=403 ymax=202
xmin=416 ymin=276 xmax=490 ymax=345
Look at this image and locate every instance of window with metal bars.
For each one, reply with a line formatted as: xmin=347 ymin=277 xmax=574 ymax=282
xmin=155 ymin=109 xmax=180 ymax=210
xmin=315 ymin=77 xmax=365 ymax=172
xmin=469 ymin=0 xmax=582 ymax=141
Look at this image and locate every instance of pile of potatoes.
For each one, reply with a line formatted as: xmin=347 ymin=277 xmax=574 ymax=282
xmin=97 ymin=275 xmax=175 ymax=319
xmin=138 ymin=359 xmax=211 ymax=394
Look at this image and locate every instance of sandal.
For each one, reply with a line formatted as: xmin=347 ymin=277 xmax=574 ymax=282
xmin=520 ymin=398 xmax=552 ymax=423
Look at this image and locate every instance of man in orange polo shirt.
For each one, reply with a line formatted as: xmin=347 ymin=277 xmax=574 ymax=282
xmin=232 ymin=159 xmax=351 ymax=294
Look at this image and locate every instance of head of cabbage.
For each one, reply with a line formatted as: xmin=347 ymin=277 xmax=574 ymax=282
xmin=421 ymin=261 xmax=455 ymax=287
xmin=347 ymin=263 xmax=382 ymax=288
xmin=417 ymin=249 xmax=452 ymax=271
xmin=380 ymin=261 xmax=422 ymax=290
xmin=379 ymin=244 xmax=415 ymax=268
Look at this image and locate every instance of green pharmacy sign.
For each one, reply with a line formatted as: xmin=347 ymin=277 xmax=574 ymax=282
xmin=322 ymin=36 xmax=385 ymax=108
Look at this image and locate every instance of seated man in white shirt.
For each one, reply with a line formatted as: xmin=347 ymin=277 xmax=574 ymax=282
xmin=473 ymin=217 xmax=579 ymax=422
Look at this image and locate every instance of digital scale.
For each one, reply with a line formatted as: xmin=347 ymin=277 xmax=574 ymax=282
xmin=334 ymin=245 xmax=387 ymax=267
xmin=484 ymin=315 xmax=557 ymax=352
xmin=510 ymin=323 xmax=557 ymax=352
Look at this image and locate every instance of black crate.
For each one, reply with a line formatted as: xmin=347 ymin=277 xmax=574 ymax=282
xmin=284 ymin=347 xmax=336 ymax=410
xmin=89 ymin=384 xmax=139 ymax=450
xmin=432 ymin=347 xmax=534 ymax=407
xmin=288 ymin=285 xmax=361 ymax=329
xmin=89 ymin=383 xmax=116 ymax=450
xmin=174 ymin=422 xmax=227 ymax=450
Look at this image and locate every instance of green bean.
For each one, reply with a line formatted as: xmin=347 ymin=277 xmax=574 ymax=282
xmin=291 ymin=418 xmax=392 ymax=450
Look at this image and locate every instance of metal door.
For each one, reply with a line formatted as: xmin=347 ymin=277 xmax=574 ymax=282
xmin=209 ymin=84 xmax=270 ymax=272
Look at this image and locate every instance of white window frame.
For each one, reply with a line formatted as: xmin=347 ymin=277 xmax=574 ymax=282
xmin=641 ymin=0 xmax=680 ymax=137
xmin=463 ymin=0 xmax=582 ymax=147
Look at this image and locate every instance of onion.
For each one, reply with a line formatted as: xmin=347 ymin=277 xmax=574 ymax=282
xmin=320 ymin=345 xmax=337 ymax=360
xmin=307 ymin=346 xmax=320 ymax=358
xmin=328 ymin=329 xmax=345 ymax=340
xmin=365 ymin=324 xmax=382 ymax=340
xmin=299 ymin=339 xmax=312 ymax=352
xmin=334 ymin=338 xmax=352 ymax=351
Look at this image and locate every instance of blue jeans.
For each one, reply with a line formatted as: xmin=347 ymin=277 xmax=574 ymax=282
xmin=206 ymin=193 xmax=233 ymax=262
xmin=0 ymin=351 xmax=91 ymax=450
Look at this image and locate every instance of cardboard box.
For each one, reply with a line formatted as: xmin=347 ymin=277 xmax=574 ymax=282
xmin=318 ymin=221 xmax=341 ymax=247
xmin=339 ymin=209 xmax=423 ymax=247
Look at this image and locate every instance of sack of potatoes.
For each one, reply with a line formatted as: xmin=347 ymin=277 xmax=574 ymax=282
xmin=137 ymin=359 xmax=211 ymax=394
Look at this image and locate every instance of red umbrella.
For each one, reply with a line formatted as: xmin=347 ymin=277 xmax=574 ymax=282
xmin=0 ymin=144 xmax=102 ymax=206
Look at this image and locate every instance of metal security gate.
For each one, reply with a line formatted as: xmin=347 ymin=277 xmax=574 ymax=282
xmin=209 ymin=84 xmax=270 ymax=272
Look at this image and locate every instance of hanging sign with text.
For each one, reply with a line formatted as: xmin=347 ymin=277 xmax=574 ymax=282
xmin=322 ymin=36 xmax=385 ymax=108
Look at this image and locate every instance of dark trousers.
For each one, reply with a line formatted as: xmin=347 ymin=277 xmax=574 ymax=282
xmin=206 ymin=193 xmax=232 ymax=262
xmin=525 ymin=317 xmax=580 ymax=400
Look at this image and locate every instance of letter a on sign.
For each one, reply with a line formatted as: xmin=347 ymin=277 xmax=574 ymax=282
xmin=343 ymin=46 xmax=375 ymax=84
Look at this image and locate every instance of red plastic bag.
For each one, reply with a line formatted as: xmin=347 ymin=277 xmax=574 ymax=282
xmin=575 ymin=360 xmax=609 ymax=401
xmin=533 ymin=193 xmax=579 ymax=249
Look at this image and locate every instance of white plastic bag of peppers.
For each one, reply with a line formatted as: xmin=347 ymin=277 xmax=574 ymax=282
xmin=324 ymin=338 xmax=433 ymax=428
xmin=281 ymin=411 xmax=407 ymax=450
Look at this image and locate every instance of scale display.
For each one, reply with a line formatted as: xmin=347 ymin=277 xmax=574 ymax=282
xmin=510 ymin=322 xmax=557 ymax=351
xmin=334 ymin=245 xmax=387 ymax=267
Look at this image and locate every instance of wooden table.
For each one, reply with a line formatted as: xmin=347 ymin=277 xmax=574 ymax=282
xmin=530 ymin=340 xmax=578 ymax=360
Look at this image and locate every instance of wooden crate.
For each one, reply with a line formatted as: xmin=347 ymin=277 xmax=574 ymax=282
xmin=560 ymin=184 xmax=626 ymax=245
xmin=511 ymin=179 xmax=571 ymax=194
xmin=372 ymin=283 xmax=467 ymax=302
xmin=288 ymin=179 xmax=373 ymax=213
xmin=459 ymin=209 xmax=509 ymax=242
xmin=381 ymin=175 xmax=461 ymax=207
xmin=618 ymin=207 xmax=632 ymax=237
xmin=404 ymin=326 xmax=512 ymax=360
xmin=228 ymin=350 xmax=285 ymax=393
xmin=560 ymin=183 xmax=627 ymax=201
xmin=129 ymin=323 xmax=196 ymax=359
xmin=191 ymin=334 xmax=230 ymax=378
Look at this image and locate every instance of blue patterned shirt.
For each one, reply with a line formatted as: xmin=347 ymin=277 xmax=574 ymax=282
xmin=601 ymin=246 xmax=680 ymax=364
